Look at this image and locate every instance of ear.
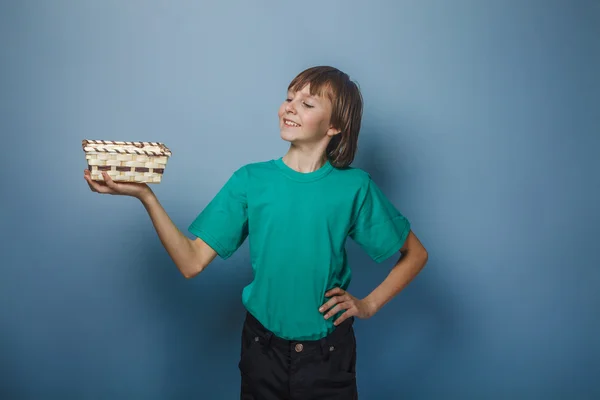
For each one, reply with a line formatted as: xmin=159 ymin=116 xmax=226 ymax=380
xmin=326 ymin=126 xmax=341 ymax=137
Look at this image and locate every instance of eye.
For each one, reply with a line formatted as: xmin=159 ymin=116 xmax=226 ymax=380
xmin=303 ymin=102 xmax=314 ymax=108
xmin=285 ymin=98 xmax=292 ymax=102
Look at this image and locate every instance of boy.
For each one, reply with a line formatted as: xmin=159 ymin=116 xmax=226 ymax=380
xmin=84 ymin=66 xmax=428 ymax=399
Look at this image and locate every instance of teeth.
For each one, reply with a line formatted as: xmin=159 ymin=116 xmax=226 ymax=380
xmin=285 ymin=120 xmax=300 ymax=127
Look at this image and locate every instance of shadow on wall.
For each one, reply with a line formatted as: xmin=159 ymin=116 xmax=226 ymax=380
xmin=349 ymin=121 xmax=464 ymax=397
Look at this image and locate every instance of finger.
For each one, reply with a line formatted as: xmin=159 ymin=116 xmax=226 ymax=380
xmin=85 ymin=173 xmax=113 ymax=194
xmin=85 ymin=179 xmax=96 ymax=192
xmin=320 ymin=295 xmax=352 ymax=314
xmin=94 ymin=182 xmax=113 ymax=194
xmin=102 ymin=172 xmax=126 ymax=194
xmin=102 ymin=172 xmax=118 ymax=188
xmin=319 ymin=294 xmax=348 ymax=313
xmin=325 ymin=287 xmax=345 ymax=297
xmin=324 ymin=301 xmax=352 ymax=320
xmin=83 ymin=173 xmax=98 ymax=192
xmin=333 ymin=309 xmax=355 ymax=326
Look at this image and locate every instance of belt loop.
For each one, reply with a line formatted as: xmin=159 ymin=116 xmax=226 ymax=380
xmin=264 ymin=331 xmax=273 ymax=346
xmin=320 ymin=337 xmax=330 ymax=361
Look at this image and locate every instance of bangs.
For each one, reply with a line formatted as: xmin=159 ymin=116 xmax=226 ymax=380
xmin=287 ymin=68 xmax=340 ymax=101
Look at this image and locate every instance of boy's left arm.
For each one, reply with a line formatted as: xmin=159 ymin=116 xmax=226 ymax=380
xmin=320 ymin=230 xmax=428 ymax=325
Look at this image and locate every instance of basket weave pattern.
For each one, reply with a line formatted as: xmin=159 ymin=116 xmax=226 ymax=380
xmin=83 ymin=140 xmax=172 ymax=183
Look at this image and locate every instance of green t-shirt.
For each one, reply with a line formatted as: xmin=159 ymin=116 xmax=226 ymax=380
xmin=188 ymin=157 xmax=411 ymax=340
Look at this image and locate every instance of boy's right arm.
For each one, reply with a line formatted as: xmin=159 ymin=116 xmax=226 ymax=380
xmin=84 ymin=170 xmax=217 ymax=278
xmin=140 ymin=190 xmax=217 ymax=278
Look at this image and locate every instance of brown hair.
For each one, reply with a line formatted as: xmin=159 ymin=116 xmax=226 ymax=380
xmin=288 ymin=66 xmax=363 ymax=168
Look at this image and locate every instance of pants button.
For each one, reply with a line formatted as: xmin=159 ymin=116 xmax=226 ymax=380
xmin=295 ymin=343 xmax=304 ymax=352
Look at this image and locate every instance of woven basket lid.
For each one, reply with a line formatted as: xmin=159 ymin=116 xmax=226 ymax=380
xmin=82 ymin=140 xmax=172 ymax=157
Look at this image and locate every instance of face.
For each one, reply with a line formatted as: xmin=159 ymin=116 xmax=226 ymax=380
xmin=278 ymin=84 xmax=340 ymax=144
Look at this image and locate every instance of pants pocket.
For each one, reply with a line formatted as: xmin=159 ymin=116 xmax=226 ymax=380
xmin=304 ymin=330 xmax=358 ymax=399
xmin=238 ymin=330 xmax=261 ymax=375
xmin=308 ymin=372 xmax=357 ymax=400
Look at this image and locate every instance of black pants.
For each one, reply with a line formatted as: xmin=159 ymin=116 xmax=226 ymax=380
xmin=238 ymin=312 xmax=358 ymax=400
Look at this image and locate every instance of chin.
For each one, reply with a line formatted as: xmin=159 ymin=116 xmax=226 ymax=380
xmin=280 ymin=129 xmax=296 ymax=143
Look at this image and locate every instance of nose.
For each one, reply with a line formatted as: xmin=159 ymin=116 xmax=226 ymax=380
xmin=285 ymin=101 xmax=296 ymax=114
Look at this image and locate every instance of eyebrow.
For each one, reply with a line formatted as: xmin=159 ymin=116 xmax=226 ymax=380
xmin=288 ymin=91 xmax=320 ymax=101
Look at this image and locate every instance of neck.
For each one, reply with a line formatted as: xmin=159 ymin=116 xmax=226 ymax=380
xmin=282 ymin=143 xmax=329 ymax=173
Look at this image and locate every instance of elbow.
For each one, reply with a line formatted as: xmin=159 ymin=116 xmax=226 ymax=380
xmin=182 ymin=270 xmax=196 ymax=279
xmin=181 ymin=237 xmax=214 ymax=279
xmin=418 ymin=246 xmax=429 ymax=269
xmin=405 ymin=245 xmax=428 ymax=270
xmin=399 ymin=231 xmax=428 ymax=270
xmin=181 ymin=261 xmax=207 ymax=279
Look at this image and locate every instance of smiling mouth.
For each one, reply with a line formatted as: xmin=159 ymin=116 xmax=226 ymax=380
xmin=284 ymin=119 xmax=300 ymax=127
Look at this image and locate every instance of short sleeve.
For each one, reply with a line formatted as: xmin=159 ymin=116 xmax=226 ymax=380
xmin=188 ymin=167 xmax=249 ymax=259
xmin=348 ymin=177 xmax=411 ymax=263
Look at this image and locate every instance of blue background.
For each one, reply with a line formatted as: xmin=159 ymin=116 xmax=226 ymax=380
xmin=1 ymin=0 xmax=599 ymax=398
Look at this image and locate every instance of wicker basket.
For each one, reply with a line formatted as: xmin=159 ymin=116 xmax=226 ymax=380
xmin=82 ymin=140 xmax=172 ymax=183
